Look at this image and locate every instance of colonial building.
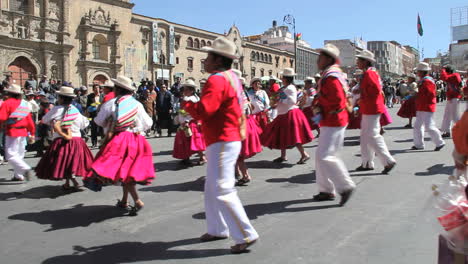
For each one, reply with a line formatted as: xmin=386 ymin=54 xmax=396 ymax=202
xmin=0 ymin=0 xmax=294 ymax=88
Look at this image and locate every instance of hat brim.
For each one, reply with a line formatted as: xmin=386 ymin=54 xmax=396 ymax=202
xmin=112 ymin=78 xmax=135 ymax=91
xmin=416 ymin=67 xmax=431 ymax=72
xmin=317 ymin=49 xmax=340 ymax=61
xmin=4 ymin=89 xmax=22 ymax=94
xmin=356 ymin=55 xmax=376 ymax=63
xmin=182 ymin=83 xmax=197 ymax=89
xmin=56 ymin=91 xmax=76 ymax=98
xmin=280 ymin=72 xmax=296 ymax=77
xmin=202 ymin=46 xmax=239 ymax=60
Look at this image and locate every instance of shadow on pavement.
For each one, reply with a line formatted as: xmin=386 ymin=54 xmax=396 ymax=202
xmin=245 ymin=160 xmax=294 ymax=169
xmin=8 ymin=203 xmax=126 ymax=231
xmin=415 ymin=164 xmax=454 ymax=176
xmin=0 ymin=185 xmax=74 ymax=201
xmin=193 ymin=198 xmax=340 ymax=221
xmin=153 ymin=150 xmax=173 ymax=157
xmin=266 ymin=172 xmax=315 ymax=184
xmin=41 ymin=238 xmax=229 ymax=264
xmin=154 ymin=160 xmax=199 ymax=173
xmin=140 ymin=177 xmax=205 ymax=193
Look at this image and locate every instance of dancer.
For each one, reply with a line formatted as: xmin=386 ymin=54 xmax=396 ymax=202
xmin=85 ymin=76 xmax=155 ymax=216
xmin=261 ymin=68 xmax=313 ymax=164
xmin=397 ymin=74 xmax=417 ymax=128
xmin=355 ymin=50 xmax=396 ymax=174
xmin=248 ymin=78 xmax=270 ymax=132
xmin=411 ymin=62 xmax=445 ymax=151
xmin=0 ymin=84 xmax=35 ymax=181
xmin=35 ymin=86 xmax=93 ymax=191
xmin=183 ymin=36 xmax=258 ymax=253
xmin=300 ymin=77 xmax=320 ymax=137
xmin=172 ymin=79 xmax=206 ymax=166
xmin=440 ymin=65 xmax=462 ymax=138
xmin=312 ymin=44 xmax=356 ymax=205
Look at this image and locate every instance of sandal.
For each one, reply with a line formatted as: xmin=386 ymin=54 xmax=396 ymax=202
xmin=196 ymin=159 xmax=207 ymax=166
xmin=116 ymin=199 xmax=130 ymax=210
xmin=297 ymin=156 xmax=310 ymax=165
xmin=62 ymin=184 xmax=72 ymax=191
xmin=200 ymin=233 xmax=228 ymax=242
xmin=129 ymin=203 xmax=144 ymax=216
xmin=231 ymin=239 xmax=258 ymax=254
xmin=235 ymin=178 xmax=251 ymax=186
xmin=272 ymin=157 xmax=287 ymax=163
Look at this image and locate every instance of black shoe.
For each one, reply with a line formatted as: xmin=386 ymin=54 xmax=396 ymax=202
xmin=434 ymin=144 xmax=445 ymax=151
xmin=313 ymin=192 xmax=336 ymax=201
xmin=441 ymin=132 xmax=451 ymax=138
xmin=382 ymin=162 xmax=396 ymax=175
xmin=355 ymin=165 xmax=374 ymax=171
xmin=272 ymin=157 xmax=287 ymax=163
xmin=339 ymin=189 xmax=355 ymax=206
xmin=404 ymin=124 xmax=413 ymax=129
xmin=410 ymin=146 xmax=424 ymax=150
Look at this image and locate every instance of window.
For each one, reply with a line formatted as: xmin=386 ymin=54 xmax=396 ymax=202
xmin=251 ymin=51 xmax=256 ymax=61
xmin=260 ymin=53 xmax=264 ymax=62
xmin=16 ymin=20 xmax=27 ymax=39
xmin=201 ymin=59 xmax=206 ymax=72
xmin=269 ymin=55 xmax=272 ymax=63
xmin=160 ymin=54 xmax=166 ymax=65
xmin=187 ymin=37 xmax=193 ymax=48
xmin=188 ymin=57 xmax=193 ymax=70
xmin=256 ymin=52 xmax=259 ymax=61
xmin=176 ymin=57 xmax=179 ymax=64
xmin=268 ymin=70 xmax=273 ymax=76
xmin=251 ymin=68 xmax=256 ymax=78
xmin=207 ymin=41 xmax=212 ymax=46
xmin=9 ymin=0 xmax=28 ymax=14
xmin=201 ymin=40 xmax=206 ymax=48
xmin=260 ymin=69 xmax=264 ymax=76
xmin=194 ymin=39 xmax=200 ymax=49
xmin=290 ymin=59 xmax=294 ymax=67
xmin=92 ymin=35 xmax=108 ymax=61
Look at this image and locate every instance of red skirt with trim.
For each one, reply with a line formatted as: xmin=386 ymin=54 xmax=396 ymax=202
xmin=397 ymin=97 xmax=416 ymax=118
xmin=172 ymin=121 xmax=206 ymax=160
xmin=240 ymin=115 xmax=263 ymax=159
xmin=302 ymin=107 xmax=319 ymax=130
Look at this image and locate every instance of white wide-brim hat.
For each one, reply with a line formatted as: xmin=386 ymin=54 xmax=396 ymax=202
xmin=56 ymin=86 xmax=76 ymax=98
xmin=317 ymin=44 xmax=340 ymax=61
xmin=250 ymin=77 xmax=261 ymax=85
xmin=280 ymin=68 xmax=296 ymax=77
xmin=111 ymin=75 xmax=135 ymax=92
xmin=202 ymin=36 xmax=239 ymax=60
xmin=182 ymin=79 xmax=197 ymax=89
xmin=102 ymin=80 xmax=115 ymax=88
xmin=356 ymin=50 xmax=376 ymax=63
xmin=314 ymin=73 xmax=321 ymax=78
xmin=407 ymin=73 xmax=417 ymax=79
xmin=304 ymin=77 xmax=316 ymax=84
xmin=4 ymin=84 xmax=22 ymax=94
xmin=416 ymin=62 xmax=431 ymax=72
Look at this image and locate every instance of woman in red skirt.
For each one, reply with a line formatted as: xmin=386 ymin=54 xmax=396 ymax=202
xmin=173 ymin=80 xmax=206 ymax=166
xmin=397 ymin=74 xmax=417 ymax=128
xmin=299 ymin=77 xmax=320 ymax=137
xmin=247 ymin=78 xmax=270 ymax=132
xmin=83 ymin=76 xmax=155 ymax=216
xmin=35 ymin=86 xmax=93 ymax=191
xmin=261 ymin=68 xmax=314 ymax=164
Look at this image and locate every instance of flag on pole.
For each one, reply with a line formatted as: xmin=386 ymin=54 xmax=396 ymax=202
xmin=417 ymin=14 xmax=424 ymax=36
xmin=295 ymin=33 xmax=302 ymax=40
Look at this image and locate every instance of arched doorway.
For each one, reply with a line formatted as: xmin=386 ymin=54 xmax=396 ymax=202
xmin=93 ymin=74 xmax=108 ymax=85
xmin=8 ymin=56 xmax=37 ymax=87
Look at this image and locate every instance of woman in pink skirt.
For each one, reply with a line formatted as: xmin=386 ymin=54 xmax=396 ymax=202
xmin=261 ymin=68 xmax=313 ymax=164
xmin=35 ymin=86 xmax=93 ymax=191
xmin=173 ymin=80 xmax=206 ymax=166
xmin=84 ymin=76 xmax=155 ymax=216
xmin=247 ymin=78 xmax=270 ymax=133
xmin=237 ymin=78 xmax=263 ymax=186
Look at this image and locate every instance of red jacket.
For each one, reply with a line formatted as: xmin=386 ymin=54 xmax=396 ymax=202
xmin=183 ymin=72 xmax=242 ymax=146
xmin=440 ymin=69 xmax=462 ymax=100
xmin=318 ymin=77 xmax=348 ymax=127
xmin=416 ymin=77 xmax=437 ymax=112
xmin=359 ymin=68 xmax=385 ymax=115
xmin=0 ymin=98 xmax=35 ymax=137
xmin=103 ymin=91 xmax=115 ymax=103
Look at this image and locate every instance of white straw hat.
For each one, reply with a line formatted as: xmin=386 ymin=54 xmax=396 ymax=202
xmin=111 ymin=75 xmax=135 ymax=92
xmin=416 ymin=62 xmax=431 ymax=72
xmin=280 ymin=68 xmax=296 ymax=77
xmin=356 ymin=50 xmax=376 ymax=63
xmin=202 ymin=36 xmax=239 ymax=60
xmin=4 ymin=84 xmax=22 ymax=94
xmin=317 ymin=44 xmax=340 ymax=61
xmin=407 ymin=73 xmax=417 ymax=79
xmin=102 ymin=80 xmax=115 ymax=88
xmin=250 ymin=77 xmax=261 ymax=85
xmin=305 ymin=76 xmax=316 ymax=84
xmin=56 ymin=86 xmax=76 ymax=98
xmin=182 ymin=79 xmax=197 ymax=88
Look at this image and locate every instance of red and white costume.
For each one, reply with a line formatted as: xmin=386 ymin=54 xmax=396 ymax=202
xmin=241 ymin=90 xmax=262 ymax=159
xmin=247 ymin=88 xmax=270 ymax=132
xmin=315 ymin=64 xmax=355 ymax=194
xmin=440 ymin=69 xmax=462 ymax=133
xmin=183 ymin=70 xmax=259 ymax=245
xmin=0 ymin=98 xmax=35 ymax=180
xmin=359 ymin=68 xmax=395 ymax=169
xmin=413 ymin=76 xmax=445 ymax=149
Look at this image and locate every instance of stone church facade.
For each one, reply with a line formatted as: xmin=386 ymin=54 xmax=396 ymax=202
xmin=0 ymin=0 xmax=293 ymax=87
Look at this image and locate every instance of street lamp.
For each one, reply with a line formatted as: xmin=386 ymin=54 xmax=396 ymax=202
xmin=283 ymin=14 xmax=297 ymax=73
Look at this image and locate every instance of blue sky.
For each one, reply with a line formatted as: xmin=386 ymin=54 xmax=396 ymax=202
xmin=133 ymin=0 xmax=467 ymax=58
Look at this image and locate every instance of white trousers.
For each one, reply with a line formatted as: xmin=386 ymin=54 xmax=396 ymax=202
xmin=315 ymin=126 xmax=355 ymax=194
xmin=204 ymin=141 xmax=259 ymax=244
xmin=413 ymin=111 xmax=445 ymax=149
xmin=5 ymin=136 xmax=31 ymax=179
xmin=441 ymin=98 xmax=460 ymax=133
xmin=360 ymin=114 xmax=396 ymax=168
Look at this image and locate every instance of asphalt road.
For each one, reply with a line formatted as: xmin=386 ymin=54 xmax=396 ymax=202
xmin=0 ymin=101 xmax=466 ymax=264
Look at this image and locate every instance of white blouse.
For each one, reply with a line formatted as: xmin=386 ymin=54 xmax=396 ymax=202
xmin=248 ymin=89 xmax=270 ymax=114
xmin=276 ymin=84 xmax=298 ymax=115
xmin=42 ymin=105 xmax=89 ymax=140
xmin=95 ymin=98 xmax=153 ymax=135
xmin=175 ymin=95 xmax=199 ymax=124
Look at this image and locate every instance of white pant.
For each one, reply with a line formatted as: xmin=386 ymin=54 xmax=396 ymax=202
xmin=204 ymin=141 xmax=258 ymax=244
xmin=5 ymin=136 xmax=31 ymax=179
xmin=315 ymin=126 xmax=355 ymax=194
xmin=441 ymin=98 xmax=460 ymax=133
xmin=360 ymin=114 xmax=395 ymax=168
xmin=413 ymin=111 xmax=445 ymax=149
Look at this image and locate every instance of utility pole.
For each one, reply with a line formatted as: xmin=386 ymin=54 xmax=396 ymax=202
xmin=284 ymin=14 xmax=296 ymax=73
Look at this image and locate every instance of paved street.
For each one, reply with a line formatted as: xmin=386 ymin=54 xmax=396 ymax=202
xmin=0 ymin=101 xmax=465 ymax=264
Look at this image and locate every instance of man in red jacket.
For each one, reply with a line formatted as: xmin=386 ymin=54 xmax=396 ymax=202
xmin=356 ymin=50 xmax=396 ymax=174
xmin=0 ymin=84 xmax=35 ymax=181
xmin=440 ymin=65 xmax=462 ymax=138
xmin=313 ymin=44 xmax=356 ymax=206
xmin=183 ymin=36 xmax=258 ymax=254
xmin=412 ymin=62 xmax=445 ymax=151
